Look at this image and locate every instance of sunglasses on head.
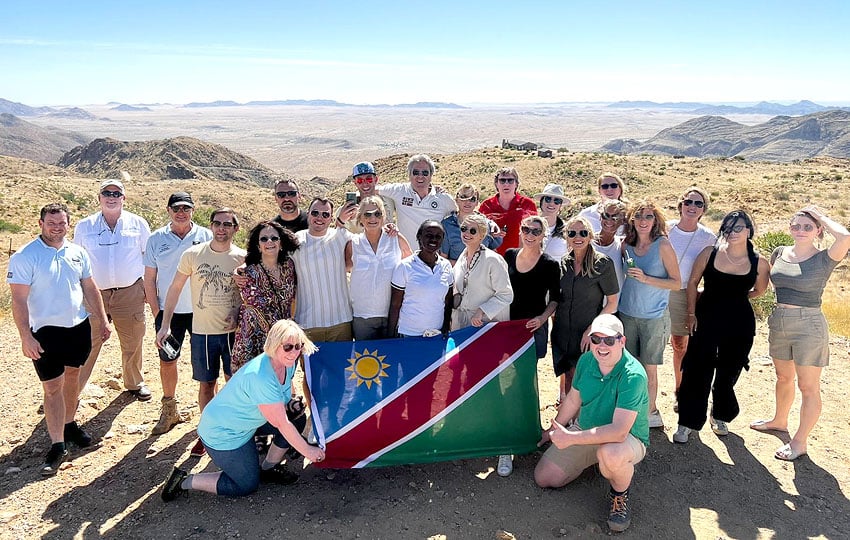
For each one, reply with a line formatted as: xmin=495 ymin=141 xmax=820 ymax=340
xmin=101 ymin=190 xmax=123 ymax=198
xmin=282 ymin=343 xmax=303 ymax=352
xmin=170 ymin=206 xmax=192 ymax=213
xmin=259 ymin=235 xmax=280 ymax=243
xmin=682 ymin=199 xmax=705 ymax=208
xmin=211 ymin=220 xmax=235 ymax=228
xmin=275 ymin=190 xmax=298 ymax=198
xmin=542 ymin=196 xmax=564 ymax=205
xmin=590 ymin=334 xmax=622 ymax=346
xmin=600 ymin=183 xmax=619 ymax=190
xmin=520 ymin=226 xmax=543 ymax=236
xmin=310 ymin=210 xmax=332 ymax=219
xmin=457 ymin=195 xmax=477 ymax=202
xmin=497 ymin=177 xmax=517 ymax=185
xmin=411 ymin=169 xmax=430 ymax=177
xmin=567 ymin=229 xmax=589 ymax=238
xmin=363 ymin=210 xmax=383 ymax=218
xmin=460 ymin=225 xmax=479 ymax=235
xmin=601 ymin=212 xmax=622 ymax=221
xmin=790 ymin=223 xmax=815 ymax=232
xmin=355 ymin=176 xmax=376 ymax=184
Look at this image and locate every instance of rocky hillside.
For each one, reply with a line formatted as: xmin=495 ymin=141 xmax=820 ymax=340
xmin=57 ymin=136 xmax=285 ymax=187
xmin=602 ymin=110 xmax=850 ymax=161
xmin=0 ymin=113 xmax=90 ymax=163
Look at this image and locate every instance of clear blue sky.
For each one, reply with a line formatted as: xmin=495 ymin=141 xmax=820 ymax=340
xmin=2 ymin=0 xmax=848 ymax=106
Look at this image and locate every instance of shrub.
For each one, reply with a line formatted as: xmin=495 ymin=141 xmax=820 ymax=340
xmin=749 ymin=231 xmax=792 ymax=320
xmin=0 ymin=219 xmax=22 ymax=233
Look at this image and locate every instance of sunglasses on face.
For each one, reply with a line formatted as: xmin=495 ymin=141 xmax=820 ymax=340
xmin=457 ymin=195 xmax=478 ymax=202
xmin=601 ymin=212 xmax=622 ymax=221
xmin=520 ymin=226 xmax=543 ymax=236
xmin=275 ymin=190 xmax=298 ymax=198
xmin=600 ymin=183 xmax=619 ymax=190
xmin=101 ymin=190 xmax=123 ymax=198
xmin=211 ymin=220 xmax=235 ymax=228
xmin=497 ymin=177 xmax=517 ymax=185
xmin=282 ymin=343 xmax=303 ymax=352
xmin=411 ymin=169 xmax=431 ymax=177
xmin=567 ymin=229 xmax=589 ymax=238
xmin=682 ymin=199 xmax=705 ymax=208
xmin=790 ymin=223 xmax=815 ymax=232
xmin=170 ymin=206 xmax=192 ymax=213
xmin=363 ymin=210 xmax=383 ymax=218
xmin=259 ymin=236 xmax=280 ymax=243
xmin=542 ymin=196 xmax=564 ymax=205
xmin=310 ymin=210 xmax=332 ymax=219
xmin=355 ymin=176 xmax=376 ymax=184
xmin=460 ymin=225 xmax=478 ymax=235
xmin=723 ymin=224 xmax=746 ymax=234
xmin=633 ymin=213 xmax=655 ymax=221
xmin=590 ymin=334 xmax=622 ymax=346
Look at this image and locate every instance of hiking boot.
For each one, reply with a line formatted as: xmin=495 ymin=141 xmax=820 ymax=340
xmin=152 ymin=398 xmax=181 ymax=435
xmin=189 ymin=438 xmax=206 ymax=457
xmin=497 ymin=454 xmax=513 ymax=477
xmin=64 ymin=421 xmax=93 ymax=448
xmin=607 ymin=488 xmax=632 ymax=532
xmin=648 ymin=409 xmax=664 ymax=429
xmin=673 ymin=425 xmax=692 ymax=444
xmin=260 ymin=464 xmax=299 ymax=485
xmin=161 ymin=467 xmax=188 ymax=502
xmin=41 ymin=443 xmax=68 ymax=477
xmin=710 ymin=417 xmax=729 ymax=436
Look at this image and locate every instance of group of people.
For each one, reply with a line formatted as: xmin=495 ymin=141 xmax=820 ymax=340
xmin=7 ymin=159 xmax=849 ymax=533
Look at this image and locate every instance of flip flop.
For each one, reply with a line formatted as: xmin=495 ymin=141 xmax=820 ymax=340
xmin=775 ymin=444 xmax=807 ymax=461
xmin=750 ymin=419 xmax=789 ymax=433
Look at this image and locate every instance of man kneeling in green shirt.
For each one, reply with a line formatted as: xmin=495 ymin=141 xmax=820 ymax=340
xmin=535 ymin=314 xmax=649 ymax=533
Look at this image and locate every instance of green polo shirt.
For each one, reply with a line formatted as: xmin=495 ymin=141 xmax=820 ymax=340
xmin=574 ymin=348 xmax=650 ymax=447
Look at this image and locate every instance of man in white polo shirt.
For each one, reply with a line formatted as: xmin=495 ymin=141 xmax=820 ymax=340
xmin=143 ymin=192 xmax=212 ymax=435
xmin=74 ymin=179 xmax=151 ymax=401
xmin=8 ymin=203 xmax=112 ymax=476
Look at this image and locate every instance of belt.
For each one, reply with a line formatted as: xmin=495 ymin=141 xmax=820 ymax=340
xmin=103 ymin=277 xmax=142 ymax=292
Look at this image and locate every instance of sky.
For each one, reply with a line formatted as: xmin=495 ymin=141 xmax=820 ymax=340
xmin=2 ymin=0 xmax=849 ymax=106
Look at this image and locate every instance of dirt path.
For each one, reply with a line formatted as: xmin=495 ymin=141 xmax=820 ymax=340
xmin=0 ymin=318 xmax=848 ymax=539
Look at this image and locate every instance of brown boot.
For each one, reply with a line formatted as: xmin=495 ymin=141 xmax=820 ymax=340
xmin=152 ymin=397 xmax=181 ymax=435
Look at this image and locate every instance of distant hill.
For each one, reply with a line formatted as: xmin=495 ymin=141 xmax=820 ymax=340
xmin=0 ymin=113 xmax=90 ymax=163
xmin=600 ymin=110 xmax=850 ymax=161
xmin=692 ymin=100 xmax=836 ymax=115
xmin=0 ymin=98 xmax=55 ymax=116
xmin=56 ymin=136 xmax=288 ymax=187
xmin=183 ymin=100 xmax=241 ymax=108
xmin=607 ymin=101 xmax=711 ymax=110
xmin=44 ymin=107 xmax=100 ymax=120
xmin=111 ymin=104 xmax=151 ymax=112
xmin=185 ymin=99 xmax=467 ymax=109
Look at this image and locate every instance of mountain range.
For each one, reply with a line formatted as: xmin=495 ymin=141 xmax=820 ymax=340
xmin=0 ymin=113 xmax=89 ymax=163
xmin=183 ymin=99 xmax=468 ymax=109
xmin=607 ymin=99 xmax=843 ymax=116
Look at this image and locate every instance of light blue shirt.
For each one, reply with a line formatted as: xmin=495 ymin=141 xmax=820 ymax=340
xmin=143 ymin=222 xmax=212 ymax=312
xmin=619 ymin=238 xmax=670 ymax=319
xmin=7 ymin=237 xmax=92 ymax=331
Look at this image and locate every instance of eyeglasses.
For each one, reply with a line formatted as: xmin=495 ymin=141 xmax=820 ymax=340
xmin=170 ymin=206 xmax=192 ymax=213
xmin=97 ymin=229 xmax=118 ymax=246
xmin=601 ymin=212 xmax=622 ymax=221
xmin=211 ymin=220 xmax=235 ymax=228
xmin=355 ymin=176 xmax=376 ymax=184
xmin=282 ymin=343 xmax=303 ymax=352
xmin=497 ymin=177 xmax=517 ymax=185
xmin=723 ymin=225 xmax=746 ymax=234
xmin=520 ymin=226 xmax=543 ymax=236
xmin=790 ymin=223 xmax=815 ymax=232
xmin=363 ymin=210 xmax=383 ymax=218
xmin=310 ymin=210 xmax=331 ymax=219
xmin=590 ymin=334 xmax=622 ymax=346
xmin=633 ymin=213 xmax=655 ymax=221
xmin=275 ymin=190 xmax=298 ymax=198
xmin=100 ymin=190 xmax=123 ymax=198
xmin=682 ymin=199 xmax=705 ymax=208
xmin=411 ymin=169 xmax=431 ymax=177
xmin=457 ymin=195 xmax=478 ymax=202
xmin=542 ymin=196 xmax=564 ymax=205
xmin=600 ymin=183 xmax=619 ymax=190
xmin=259 ymin=236 xmax=280 ymax=243
xmin=567 ymin=230 xmax=590 ymax=238
xmin=460 ymin=225 xmax=479 ymax=235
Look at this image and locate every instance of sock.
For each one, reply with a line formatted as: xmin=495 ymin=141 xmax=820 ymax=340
xmin=51 ymin=441 xmax=66 ymax=453
xmin=610 ymin=487 xmax=628 ymax=497
xmin=261 ymin=457 xmax=278 ymax=471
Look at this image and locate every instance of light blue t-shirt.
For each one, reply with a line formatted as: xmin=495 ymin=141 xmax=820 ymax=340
xmin=619 ymin=237 xmax=670 ymax=319
xmin=6 ymin=237 xmax=92 ymax=331
xmin=198 ymin=353 xmax=295 ymax=451
xmin=143 ymin=222 xmax=212 ymax=313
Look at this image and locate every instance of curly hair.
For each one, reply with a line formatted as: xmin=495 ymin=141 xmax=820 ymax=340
xmin=624 ymin=199 xmax=668 ymax=246
xmin=244 ymin=220 xmax=299 ymax=266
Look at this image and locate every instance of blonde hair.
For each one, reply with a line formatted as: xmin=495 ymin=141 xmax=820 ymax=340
xmin=564 ymin=216 xmax=605 ymax=277
xmin=597 ymin=172 xmax=628 ymax=202
xmin=461 ymin=213 xmax=489 ymax=238
xmin=456 ymin=182 xmax=480 ymax=200
xmin=521 ymin=215 xmax=549 ymax=238
xmin=357 ymin=196 xmax=386 ymax=225
xmin=264 ymin=319 xmax=317 ymax=357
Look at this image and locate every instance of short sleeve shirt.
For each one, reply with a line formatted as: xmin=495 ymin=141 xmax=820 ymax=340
xmin=73 ymin=210 xmax=150 ymax=289
xmin=391 ymin=254 xmax=454 ymax=336
xmin=143 ymin=223 xmax=212 ymax=312
xmin=273 ymin=211 xmax=309 ymax=233
xmin=378 ymin=183 xmax=457 ymax=245
xmin=177 ymin=242 xmax=246 ymax=334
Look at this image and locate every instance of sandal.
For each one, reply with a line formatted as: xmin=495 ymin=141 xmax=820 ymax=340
xmin=775 ymin=443 xmax=807 ymax=461
xmin=750 ymin=419 xmax=789 ymax=433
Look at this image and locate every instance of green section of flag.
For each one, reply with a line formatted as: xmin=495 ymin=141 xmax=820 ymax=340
xmin=369 ymin=347 xmax=540 ymax=467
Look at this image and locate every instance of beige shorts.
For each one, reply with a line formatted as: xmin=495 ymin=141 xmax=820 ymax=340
xmin=768 ymin=306 xmax=829 ymax=367
xmin=667 ymin=289 xmax=689 ymax=337
xmin=542 ymin=431 xmax=647 ymax=480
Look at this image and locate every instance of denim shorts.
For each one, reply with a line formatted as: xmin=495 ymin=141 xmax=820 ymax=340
xmin=191 ymin=332 xmax=235 ymax=382
xmin=768 ymin=306 xmax=830 ymax=367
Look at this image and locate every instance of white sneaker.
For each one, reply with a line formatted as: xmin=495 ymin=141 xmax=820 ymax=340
xmin=673 ymin=425 xmax=691 ymax=444
xmin=497 ymin=454 xmax=513 ymax=477
xmin=710 ymin=417 xmax=729 ymax=436
xmin=648 ymin=409 xmax=664 ymax=429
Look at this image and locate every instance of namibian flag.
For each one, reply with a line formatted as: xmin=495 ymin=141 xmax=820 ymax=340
xmin=304 ymin=320 xmax=541 ymax=469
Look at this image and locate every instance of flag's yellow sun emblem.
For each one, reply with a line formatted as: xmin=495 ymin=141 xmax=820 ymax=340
xmin=346 ymin=349 xmax=389 ymax=389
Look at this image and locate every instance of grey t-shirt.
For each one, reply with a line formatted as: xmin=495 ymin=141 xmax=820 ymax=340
xmin=770 ymin=247 xmax=839 ymax=308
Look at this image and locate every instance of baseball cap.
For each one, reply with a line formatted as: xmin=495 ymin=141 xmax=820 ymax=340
xmin=100 ymin=179 xmax=125 ymax=193
xmin=589 ymin=314 xmax=624 ymax=337
xmin=352 ymin=161 xmax=376 ymax=177
xmin=168 ymin=192 xmax=194 ymax=208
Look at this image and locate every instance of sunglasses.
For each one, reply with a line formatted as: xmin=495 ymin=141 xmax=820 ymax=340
xmin=460 ymin=225 xmax=479 ymax=235
xmin=723 ymin=224 xmax=746 ymax=234
xmin=275 ymin=190 xmax=298 ymax=198
xmin=101 ymin=190 xmax=123 ymax=198
xmin=542 ymin=196 xmax=564 ymax=205
xmin=457 ymin=195 xmax=478 ymax=202
xmin=600 ymin=183 xmax=619 ymax=190
xmin=567 ymin=229 xmax=589 ymax=238
xmin=790 ymin=223 xmax=815 ymax=232
xmin=497 ymin=177 xmax=517 ymax=185
xmin=211 ymin=220 xmax=235 ymax=228
xmin=590 ymin=334 xmax=622 ymax=346
xmin=355 ymin=176 xmax=376 ymax=184
xmin=520 ymin=226 xmax=543 ymax=236
xmin=411 ymin=169 xmax=431 ymax=177
xmin=282 ymin=343 xmax=303 ymax=352
xmin=310 ymin=210 xmax=332 ymax=219
xmin=633 ymin=213 xmax=655 ymax=221
xmin=601 ymin=212 xmax=622 ymax=221
xmin=259 ymin=236 xmax=280 ymax=243
xmin=170 ymin=206 xmax=192 ymax=213
xmin=682 ymin=199 xmax=705 ymax=208
xmin=363 ymin=210 xmax=383 ymax=218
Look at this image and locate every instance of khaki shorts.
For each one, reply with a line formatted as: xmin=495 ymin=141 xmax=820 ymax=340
xmin=768 ymin=306 xmax=829 ymax=367
xmin=305 ymin=321 xmax=353 ymax=343
xmin=667 ymin=289 xmax=689 ymax=337
xmin=542 ymin=430 xmax=646 ymax=481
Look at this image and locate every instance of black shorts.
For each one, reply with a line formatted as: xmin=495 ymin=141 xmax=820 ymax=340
xmin=32 ymin=319 xmax=92 ymax=382
xmin=154 ymin=311 xmax=193 ymax=362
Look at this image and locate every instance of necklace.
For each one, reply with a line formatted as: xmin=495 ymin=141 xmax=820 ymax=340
xmin=674 ymin=223 xmax=697 ymax=264
xmin=723 ymin=248 xmax=748 ymax=266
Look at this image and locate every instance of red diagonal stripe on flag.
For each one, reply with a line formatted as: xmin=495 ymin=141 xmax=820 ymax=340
xmin=317 ymin=321 xmax=532 ymax=468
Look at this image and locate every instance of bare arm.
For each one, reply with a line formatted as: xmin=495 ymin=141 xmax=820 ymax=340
xmin=81 ymin=276 xmax=112 ymax=343
xmin=686 ymin=246 xmax=712 ymax=334
xmin=143 ymin=266 xmax=160 ymax=317
xmin=258 ymin=403 xmax=325 ymax=462
xmin=442 ymin=288 xmax=453 ymax=335
xmin=748 ymin=255 xmax=771 ymax=299
xmin=538 ymin=387 xmax=582 ymax=446
xmin=9 ymin=284 xmax=41 ymax=359
xmin=344 ymin=240 xmax=353 ymax=272
xmin=155 ymin=272 xmax=190 ymax=347
xmin=398 ymin=234 xmax=413 ymax=259
xmin=802 ymin=205 xmax=850 ymax=261
xmin=388 ymin=287 xmax=404 ymax=337
xmin=549 ymin=407 xmax=638 ymax=448
xmin=627 ymin=238 xmax=681 ymax=290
